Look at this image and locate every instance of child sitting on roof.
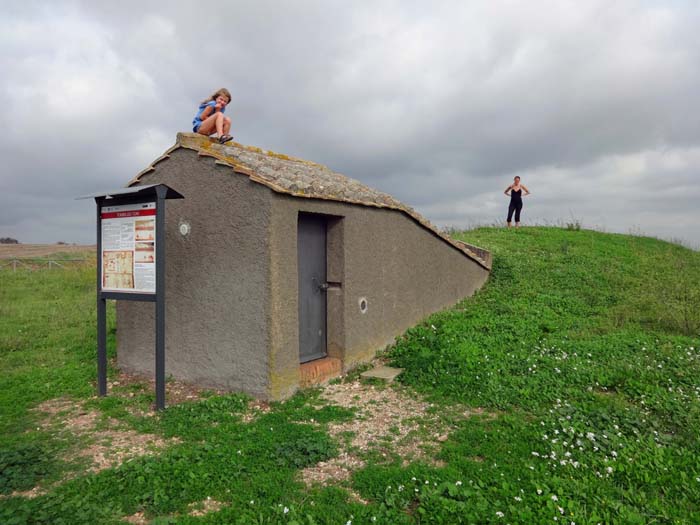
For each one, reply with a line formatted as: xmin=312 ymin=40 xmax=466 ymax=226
xmin=192 ymin=88 xmax=233 ymax=144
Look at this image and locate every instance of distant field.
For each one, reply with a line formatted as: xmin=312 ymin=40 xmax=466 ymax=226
xmin=0 ymin=244 xmax=95 ymax=259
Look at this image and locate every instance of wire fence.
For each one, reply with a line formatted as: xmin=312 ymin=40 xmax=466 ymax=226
xmin=0 ymin=258 xmax=92 ymax=272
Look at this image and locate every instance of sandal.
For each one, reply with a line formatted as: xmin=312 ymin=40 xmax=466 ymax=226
xmin=218 ymin=134 xmax=233 ymax=144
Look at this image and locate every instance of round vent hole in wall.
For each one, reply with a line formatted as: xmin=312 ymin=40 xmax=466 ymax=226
xmin=179 ymin=221 xmax=191 ymax=237
xmin=359 ymin=297 xmax=368 ymax=314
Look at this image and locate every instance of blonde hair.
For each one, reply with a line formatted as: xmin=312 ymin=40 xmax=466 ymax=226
xmin=201 ymin=88 xmax=231 ymax=104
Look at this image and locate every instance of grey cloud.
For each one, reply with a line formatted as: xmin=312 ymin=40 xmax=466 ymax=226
xmin=1 ymin=1 xmax=700 ymax=248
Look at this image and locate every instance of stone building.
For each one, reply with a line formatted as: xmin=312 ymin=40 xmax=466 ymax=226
xmin=117 ymin=133 xmax=491 ymax=400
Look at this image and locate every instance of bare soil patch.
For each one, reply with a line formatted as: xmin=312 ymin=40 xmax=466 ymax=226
xmin=122 ymin=498 xmax=228 ymax=523
xmin=33 ymin=398 xmax=176 ymax=475
xmin=109 ymin=371 xmax=226 ymax=415
xmin=301 ymin=378 xmax=486 ymax=487
xmin=242 ymin=399 xmax=271 ymax=423
xmin=188 ymin=497 xmax=228 ymax=516
xmin=122 ymin=511 xmax=148 ymax=524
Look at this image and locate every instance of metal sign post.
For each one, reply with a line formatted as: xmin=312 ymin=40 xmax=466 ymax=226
xmin=79 ymin=184 xmax=183 ymax=410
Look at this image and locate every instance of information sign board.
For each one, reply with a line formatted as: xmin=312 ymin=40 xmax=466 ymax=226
xmin=80 ymin=184 xmax=183 ymax=410
xmin=100 ymin=202 xmax=156 ymax=293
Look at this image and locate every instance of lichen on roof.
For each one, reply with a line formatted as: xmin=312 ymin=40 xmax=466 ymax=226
xmin=127 ymin=133 xmax=491 ymax=270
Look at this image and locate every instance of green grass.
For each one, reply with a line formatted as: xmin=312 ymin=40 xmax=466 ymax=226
xmin=385 ymin=227 xmax=700 ymax=523
xmin=1 ymin=227 xmax=699 ymax=524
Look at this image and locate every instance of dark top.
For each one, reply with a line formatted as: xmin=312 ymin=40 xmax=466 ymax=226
xmin=510 ymin=188 xmax=522 ymax=204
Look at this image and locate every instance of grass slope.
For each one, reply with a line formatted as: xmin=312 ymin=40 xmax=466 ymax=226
xmin=1 ymin=227 xmax=699 ymax=524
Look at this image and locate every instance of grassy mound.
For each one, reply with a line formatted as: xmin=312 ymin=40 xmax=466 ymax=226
xmin=385 ymin=227 xmax=700 ymax=523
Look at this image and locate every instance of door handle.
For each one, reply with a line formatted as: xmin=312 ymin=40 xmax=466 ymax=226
xmin=318 ymin=282 xmax=329 ymax=291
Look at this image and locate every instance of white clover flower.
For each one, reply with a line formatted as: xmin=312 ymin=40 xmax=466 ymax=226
xmin=346 ymin=521 xmax=352 ymax=525
xmin=537 ymin=489 xmax=543 ymax=495
xmin=551 ymin=495 xmax=558 ymax=501
xmin=606 ymin=467 xmax=613 ymax=474
xmin=514 ymin=496 xmax=522 ymax=502
xmin=558 ymin=506 xmax=564 ymax=514
xmin=456 ymin=481 xmax=462 ymax=486
xmin=496 ymin=511 xmax=505 ymax=518
xmin=283 ymin=507 xmax=289 ymax=514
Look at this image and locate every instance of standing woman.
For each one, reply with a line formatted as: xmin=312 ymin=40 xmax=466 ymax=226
xmin=504 ymin=176 xmax=530 ymax=227
xmin=192 ymin=88 xmax=233 ymax=143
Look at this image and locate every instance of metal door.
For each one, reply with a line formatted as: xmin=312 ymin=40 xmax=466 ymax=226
xmin=298 ymin=213 xmax=327 ymax=363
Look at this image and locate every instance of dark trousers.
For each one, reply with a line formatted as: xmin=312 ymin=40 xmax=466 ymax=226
xmin=507 ymin=202 xmax=522 ymax=222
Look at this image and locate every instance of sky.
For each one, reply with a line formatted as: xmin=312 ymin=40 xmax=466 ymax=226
xmin=1 ymin=0 xmax=699 ymax=248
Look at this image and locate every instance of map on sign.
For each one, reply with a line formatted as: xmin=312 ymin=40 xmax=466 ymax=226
xmin=100 ymin=202 xmax=156 ymax=293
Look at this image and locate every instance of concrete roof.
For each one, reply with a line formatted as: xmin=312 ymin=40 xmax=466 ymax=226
xmin=128 ymin=133 xmax=491 ymax=270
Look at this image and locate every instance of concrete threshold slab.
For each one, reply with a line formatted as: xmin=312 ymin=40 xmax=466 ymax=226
xmin=360 ymin=365 xmax=404 ymax=383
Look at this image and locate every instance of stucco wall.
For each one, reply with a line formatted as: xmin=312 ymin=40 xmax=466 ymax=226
xmin=268 ymin=194 xmax=490 ymax=398
xmin=116 ymin=149 xmax=272 ymax=396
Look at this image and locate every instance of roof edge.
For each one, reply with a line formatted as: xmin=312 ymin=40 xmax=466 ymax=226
xmin=127 ymin=133 xmax=492 ymax=270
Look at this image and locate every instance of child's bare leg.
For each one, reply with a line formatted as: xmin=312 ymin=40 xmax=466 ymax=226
xmin=215 ymin=112 xmax=224 ymax=136
xmin=223 ymin=117 xmax=231 ymax=137
xmin=197 ymin=114 xmax=219 ymax=136
xmin=197 ymin=113 xmax=226 ymax=137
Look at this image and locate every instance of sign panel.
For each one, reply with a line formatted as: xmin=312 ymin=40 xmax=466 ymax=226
xmin=100 ymin=202 xmax=156 ymax=293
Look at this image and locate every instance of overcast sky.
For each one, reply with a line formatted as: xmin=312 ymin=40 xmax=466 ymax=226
xmin=2 ymin=1 xmax=699 ymax=248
